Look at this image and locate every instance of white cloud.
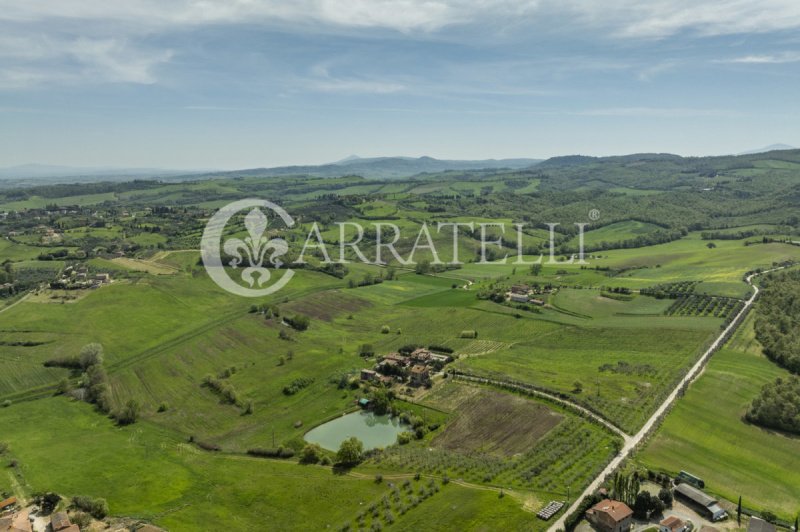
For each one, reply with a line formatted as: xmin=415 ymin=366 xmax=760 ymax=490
xmin=2 ymin=0 xmax=799 ymax=37
xmin=66 ymin=38 xmax=173 ymax=84
xmin=304 ymin=63 xmax=405 ymax=94
xmin=576 ymin=107 xmax=740 ymax=118
xmin=720 ymin=51 xmax=800 ymax=64
xmin=0 ymin=35 xmax=173 ymax=88
xmin=2 ymin=0 xmax=800 ymax=90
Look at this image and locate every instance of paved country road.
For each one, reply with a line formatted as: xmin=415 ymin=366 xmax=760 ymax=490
xmin=548 ymin=267 xmax=781 ymax=532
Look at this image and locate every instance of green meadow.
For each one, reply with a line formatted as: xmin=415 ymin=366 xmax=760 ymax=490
xmin=637 ymin=315 xmax=800 ymax=518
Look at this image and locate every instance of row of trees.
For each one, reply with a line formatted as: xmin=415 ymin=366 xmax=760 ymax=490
xmin=754 ymin=269 xmax=800 ymax=373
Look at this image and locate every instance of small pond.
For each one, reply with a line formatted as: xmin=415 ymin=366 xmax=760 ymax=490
xmin=304 ymin=410 xmax=408 ymax=451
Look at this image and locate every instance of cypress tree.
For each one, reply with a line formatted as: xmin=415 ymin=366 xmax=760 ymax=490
xmin=737 ymin=496 xmax=742 ymax=526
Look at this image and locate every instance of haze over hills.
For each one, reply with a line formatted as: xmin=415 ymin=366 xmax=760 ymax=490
xmin=188 ymin=155 xmax=544 ymax=180
xmin=737 ymin=144 xmax=796 ymax=155
xmin=1 ymin=147 xmax=798 ymax=189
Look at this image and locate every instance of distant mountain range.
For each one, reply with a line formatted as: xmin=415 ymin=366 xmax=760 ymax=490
xmin=737 ymin=144 xmax=796 ymax=155
xmin=188 ymin=156 xmax=543 ymax=180
xmin=0 ymin=164 xmax=199 ymax=180
xmin=1 ymin=146 xmax=797 ymax=187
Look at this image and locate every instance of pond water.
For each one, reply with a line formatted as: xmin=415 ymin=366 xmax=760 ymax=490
xmin=304 ymin=410 xmax=408 ymax=451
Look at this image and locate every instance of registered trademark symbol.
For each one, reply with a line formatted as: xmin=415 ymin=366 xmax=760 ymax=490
xmin=589 ymin=209 xmax=600 ymax=221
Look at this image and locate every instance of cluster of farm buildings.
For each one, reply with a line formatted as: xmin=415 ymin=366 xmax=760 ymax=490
xmin=581 ymin=477 xmax=781 ymax=532
xmin=50 ymin=266 xmax=112 ymax=290
xmin=0 ymin=497 xmax=163 ymax=532
xmin=507 ymin=283 xmax=549 ymax=305
xmin=360 ymin=348 xmax=452 ymax=388
xmin=0 ymin=497 xmax=78 ymax=532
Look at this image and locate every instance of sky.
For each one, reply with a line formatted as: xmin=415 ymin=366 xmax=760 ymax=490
xmin=1 ymin=0 xmax=799 ymax=169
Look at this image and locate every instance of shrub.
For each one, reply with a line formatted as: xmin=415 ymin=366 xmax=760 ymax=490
xmin=157 ymin=402 xmax=169 ymax=413
xmin=247 ymin=447 xmax=295 ymax=459
xmin=358 ymin=344 xmax=375 ymax=357
xmin=285 ymin=313 xmax=310 ymax=331
xmin=71 ymin=495 xmax=109 ymax=519
xmin=113 ymin=399 xmax=140 ymax=425
xmin=1 ymin=400 xmax=10 ymax=408
xmin=299 ymin=443 xmax=323 ymax=464
xmin=283 ymin=377 xmax=314 ymax=395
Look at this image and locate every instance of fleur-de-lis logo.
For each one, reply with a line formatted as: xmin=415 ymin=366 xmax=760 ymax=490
xmin=223 ymin=208 xmax=288 ymax=287
xmin=201 ymin=199 xmax=295 ymax=297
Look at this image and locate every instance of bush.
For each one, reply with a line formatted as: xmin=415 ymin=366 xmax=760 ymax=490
xmin=358 ymin=344 xmax=375 ymax=357
xmin=1 ymin=400 xmax=10 ymax=408
xmin=34 ymin=492 xmax=61 ymax=513
xmin=380 ymin=325 xmax=390 ymax=334
xmin=299 ymin=443 xmax=323 ymax=464
xmin=283 ymin=377 xmax=314 ymax=395
xmin=285 ymin=314 xmax=310 ymax=331
xmin=247 ymin=447 xmax=295 ymax=459
xmin=113 ymin=399 xmax=140 ymax=425
xmin=658 ymin=487 xmax=673 ymax=508
xmin=71 ymin=495 xmax=109 ymax=519
xmin=79 ymin=343 xmax=104 ymax=369
xmin=71 ymin=512 xmax=92 ymax=529
xmin=43 ymin=356 xmax=82 ymax=369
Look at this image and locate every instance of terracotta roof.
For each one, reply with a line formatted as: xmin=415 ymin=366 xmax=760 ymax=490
xmin=51 ymin=511 xmax=72 ymax=531
xmin=590 ymin=499 xmax=633 ymax=522
xmin=660 ymin=516 xmax=685 ymax=530
xmin=0 ymin=510 xmax=31 ymax=532
xmin=0 ymin=497 xmax=16 ymax=510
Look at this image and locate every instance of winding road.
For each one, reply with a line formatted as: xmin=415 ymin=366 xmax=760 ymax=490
xmin=548 ymin=268 xmax=777 ymax=532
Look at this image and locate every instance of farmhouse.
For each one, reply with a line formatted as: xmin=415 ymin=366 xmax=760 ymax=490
xmin=510 ymin=284 xmax=530 ymax=295
xmin=409 ymin=348 xmax=432 ymax=363
xmin=747 ymin=517 xmax=776 ymax=532
xmin=659 ymin=515 xmax=688 ymax=532
xmin=585 ymin=499 xmax=633 ymax=532
xmin=674 ymin=483 xmax=727 ymax=522
xmin=360 ymin=369 xmax=378 ymax=382
xmin=50 ymin=511 xmax=79 ymax=531
xmin=383 ymin=354 xmax=411 ymax=366
xmin=0 ymin=509 xmax=31 ymax=532
xmin=509 ymin=293 xmax=529 ymax=303
xmin=409 ymin=365 xmax=430 ymax=386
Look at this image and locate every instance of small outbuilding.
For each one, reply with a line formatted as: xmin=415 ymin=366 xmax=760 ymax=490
xmin=674 ymin=483 xmax=727 ymax=522
xmin=660 ymin=515 xmax=688 ymax=532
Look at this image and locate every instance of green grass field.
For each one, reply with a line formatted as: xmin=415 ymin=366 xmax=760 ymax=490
xmin=637 ymin=315 xmax=800 ymax=518
xmin=3 ymin=165 xmax=800 ymax=529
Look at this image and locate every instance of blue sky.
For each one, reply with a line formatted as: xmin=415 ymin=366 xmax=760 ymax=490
xmin=1 ymin=1 xmax=799 ymax=169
